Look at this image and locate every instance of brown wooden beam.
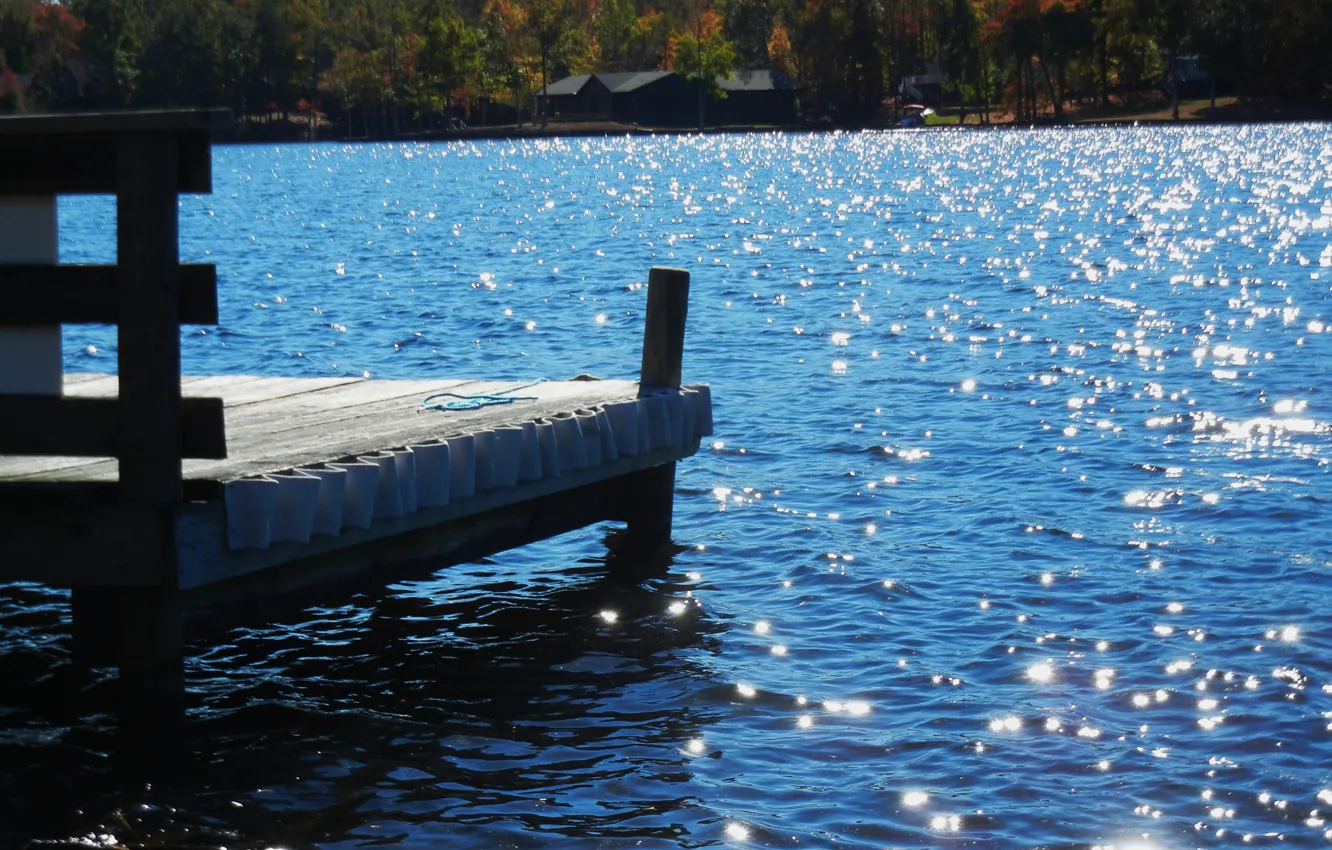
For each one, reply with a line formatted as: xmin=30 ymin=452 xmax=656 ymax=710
xmin=0 ymin=130 xmax=212 ymax=195
xmin=117 ymin=131 xmax=185 ymax=508
xmin=0 ymin=395 xmax=226 ymax=458
xmin=0 ymin=264 xmax=217 ymax=325
xmin=0 ymin=108 xmax=230 ymax=136
xmin=629 ymin=266 xmax=690 ymax=547
xmin=641 ymin=267 xmax=690 ymax=387
xmin=0 ymin=486 xmax=168 ymax=585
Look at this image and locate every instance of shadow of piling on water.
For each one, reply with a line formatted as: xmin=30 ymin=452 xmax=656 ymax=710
xmin=0 ymin=526 xmax=726 ymax=848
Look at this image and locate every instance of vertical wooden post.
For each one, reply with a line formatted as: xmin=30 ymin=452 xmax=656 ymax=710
xmin=117 ymin=132 xmax=183 ymax=507
xmin=70 ymin=588 xmax=117 ymax=667
xmin=113 ymin=132 xmax=185 ymax=727
xmin=626 ymin=267 xmax=689 ymax=547
xmin=640 ymin=267 xmax=690 ymax=388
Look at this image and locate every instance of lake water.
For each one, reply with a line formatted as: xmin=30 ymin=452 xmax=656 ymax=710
xmin=3 ymin=126 xmax=1332 ymax=848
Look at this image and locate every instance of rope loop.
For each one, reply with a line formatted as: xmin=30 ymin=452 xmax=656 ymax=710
xmin=421 ymin=379 xmax=547 ymax=412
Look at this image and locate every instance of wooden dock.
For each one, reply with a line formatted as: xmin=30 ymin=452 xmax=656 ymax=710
xmin=0 ymin=109 xmax=710 ymax=732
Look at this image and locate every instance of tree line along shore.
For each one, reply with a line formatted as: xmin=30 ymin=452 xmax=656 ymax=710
xmin=1 ymin=0 xmax=1329 ymax=138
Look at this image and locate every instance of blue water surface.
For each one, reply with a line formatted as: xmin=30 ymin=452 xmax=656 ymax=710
xmin=3 ymin=125 xmax=1332 ymax=848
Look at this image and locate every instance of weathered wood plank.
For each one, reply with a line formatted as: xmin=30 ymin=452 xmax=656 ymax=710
xmin=116 ymin=131 xmax=183 ymax=509
xmin=0 ymin=377 xmax=642 ymax=484
xmin=0 ymin=377 xmax=262 ymax=481
xmin=0 ymin=264 xmax=217 ymax=326
xmin=180 ymin=379 xmax=640 ymax=480
xmin=197 ymin=375 xmax=369 ymax=408
xmin=641 ymin=267 xmax=690 ymax=387
xmin=630 ymin=267 xmax=689 ymax=547
xmin=0 ymin=130 xmax=212 ymax=195
xmin=62 ymin=374 xmax=363 ymax=407
xmin=0 ymin=108 xmax=230 ymax=135
xmin=63 ymin=373 xmax=112 ymax=385
xmin=0 ymin=395 xmax=226 ymax=458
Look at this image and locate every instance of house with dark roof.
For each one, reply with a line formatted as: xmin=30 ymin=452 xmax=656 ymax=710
xmin=539 ymin=74 xmax=614 ymax=117
xmin=598 ymin=71 xmax=695 ymax=126
xmin=712 ymin=70 xmax=800 ymax=125
xmin=538 ymin=69 xmax=800 ymax=128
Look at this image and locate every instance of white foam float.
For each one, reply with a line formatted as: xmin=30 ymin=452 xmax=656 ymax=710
xmin=225 ymin=476 xmax=278 ymax=550
xmin=680 ymin=387 xmax=699 ymax=444
xmin=269 ymin=471 xmax=322 ymax=544
xmin=576 ymin=410 xmax=602 ymax=466
xmin=472 ymin=429 xmax=497 ymax=492
xmin=300 ymin=465 xmax=347 ymax=536
xmin=602 ymin=399 xmax=639 ymax=456
xmin=635 ymin=396 xmax=653 ymax=452
xmin=410 ymin=441 xmax=451 ymax=508
xmin=392 ymin=449 xmax=417 ymax=514
xmin=534 ymin=418 xmax=561 ymax=478
xmin=550 ymin=412 xmax=586 ymax=471
xmin=330 ymin=459 xmax=380 ymax=530
xmin=445 ymin=433 xmax=476 ymax=499
xmin=641 ymin=393 xmax=671 ymax=450
xmin=686 ymin=383 xmax=714 ymax=438
xmin=360 ymin=452 xmax=404 ymax=519
xmin=518 ymin=421 xmax=543 ymax=481
xmin=595 ymin=408 xmax=618 ymax=462
xmin=492 ymin=425 xmax=524 ymax=487
xmin=661 ymin=390 xmax=684 ymax=446
xmin=224 ymin=384 xmax=718 ymax=549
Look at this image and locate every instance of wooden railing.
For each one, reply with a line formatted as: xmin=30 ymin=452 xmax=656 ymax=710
xmin=0 ymin=109 xmax=232 ymax=510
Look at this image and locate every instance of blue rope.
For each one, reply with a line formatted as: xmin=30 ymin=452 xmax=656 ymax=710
xmin=421 ymin=379 xmax=547 ymax=412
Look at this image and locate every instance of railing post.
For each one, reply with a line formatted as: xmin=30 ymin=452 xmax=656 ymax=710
xmin=117 ymin=131 xmax=183 ymax=508
xmin=625 ymin=267 xmax=690 ymax=547
xmin=640 ymin=267 xmax=690 ymax=388
xmin=0 ymin=196 xmax=61 ymax=394
xmin=114 ymin=131 xmax=185 ymax=729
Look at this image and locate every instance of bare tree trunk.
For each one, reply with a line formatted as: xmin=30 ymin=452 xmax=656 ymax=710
xmin=1169 ymin=51 xmax=1180 ymax=120
xmin=1098 ymin=28 xmax=1110 ymax=108
xmin=1014 ymin=56 xmax=1023 ymax=122
xmin=1039 ymin=57 xmax=1060 ymax=119
xmin=540 ymin=45 xmax=549 ymax=127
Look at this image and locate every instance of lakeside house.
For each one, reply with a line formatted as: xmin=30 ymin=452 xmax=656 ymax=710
xmin=899 ymin=60 xmax=945 ymax=108
xmin=539 ymin=70 xmax=800 ymax=128
xmin=714 ymin=70 xmax=800 ymax=126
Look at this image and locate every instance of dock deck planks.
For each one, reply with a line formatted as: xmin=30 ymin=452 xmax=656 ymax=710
xmin=0 ymin=373 xmax=650 ymax=485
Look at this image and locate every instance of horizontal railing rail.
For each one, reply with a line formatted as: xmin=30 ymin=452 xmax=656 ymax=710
xmin=0 ymin=110 xmax=232 ymax=499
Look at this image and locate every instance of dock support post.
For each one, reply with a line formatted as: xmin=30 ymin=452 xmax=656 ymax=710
xmin=71 ymin=588 xmax=118 ymax=667
xmin=112 ymin=132 xmax=187 ymax=731
xmin=627 ymin=267 xmax=690 ymax=547
xmin=114 ymin=588 xmax=185 ymax=736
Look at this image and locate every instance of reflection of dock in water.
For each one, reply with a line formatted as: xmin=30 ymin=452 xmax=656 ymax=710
xmin=0 ymin=109 xmax=712 ymax=735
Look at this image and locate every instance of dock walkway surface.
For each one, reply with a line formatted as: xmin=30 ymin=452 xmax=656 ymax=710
xmin=0 ymin=373 xmax=711 ymax=592
xmin=0 ymin=108 xmax=710 ymax=737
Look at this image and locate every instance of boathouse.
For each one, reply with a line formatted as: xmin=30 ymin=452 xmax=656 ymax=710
xmin=713 ymin=70 xmax=801 ymax=126
xmin=538 ymin=73 xmax=614 ymax=117
xmin=539 ymin=70 xmax=801 ymax=127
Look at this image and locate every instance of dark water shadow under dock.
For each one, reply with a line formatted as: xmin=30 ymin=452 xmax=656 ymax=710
xmin=0 ymin=528 xmax=725 ymax=849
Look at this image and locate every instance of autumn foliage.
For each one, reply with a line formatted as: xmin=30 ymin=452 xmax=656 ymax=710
xmin=0 ymin=0 xmax=1328 ymax=128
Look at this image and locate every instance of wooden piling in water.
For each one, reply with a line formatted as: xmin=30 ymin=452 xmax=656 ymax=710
xmin=626 ymin=267 xmax=691 ymax=547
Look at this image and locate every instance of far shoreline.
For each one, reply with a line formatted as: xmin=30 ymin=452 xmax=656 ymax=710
xmin=218 ymin=97 xmax=1332 ymax=145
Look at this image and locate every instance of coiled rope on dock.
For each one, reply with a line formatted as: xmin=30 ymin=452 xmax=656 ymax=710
xmin=421 ymin=379 xmax=547 ymax=411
